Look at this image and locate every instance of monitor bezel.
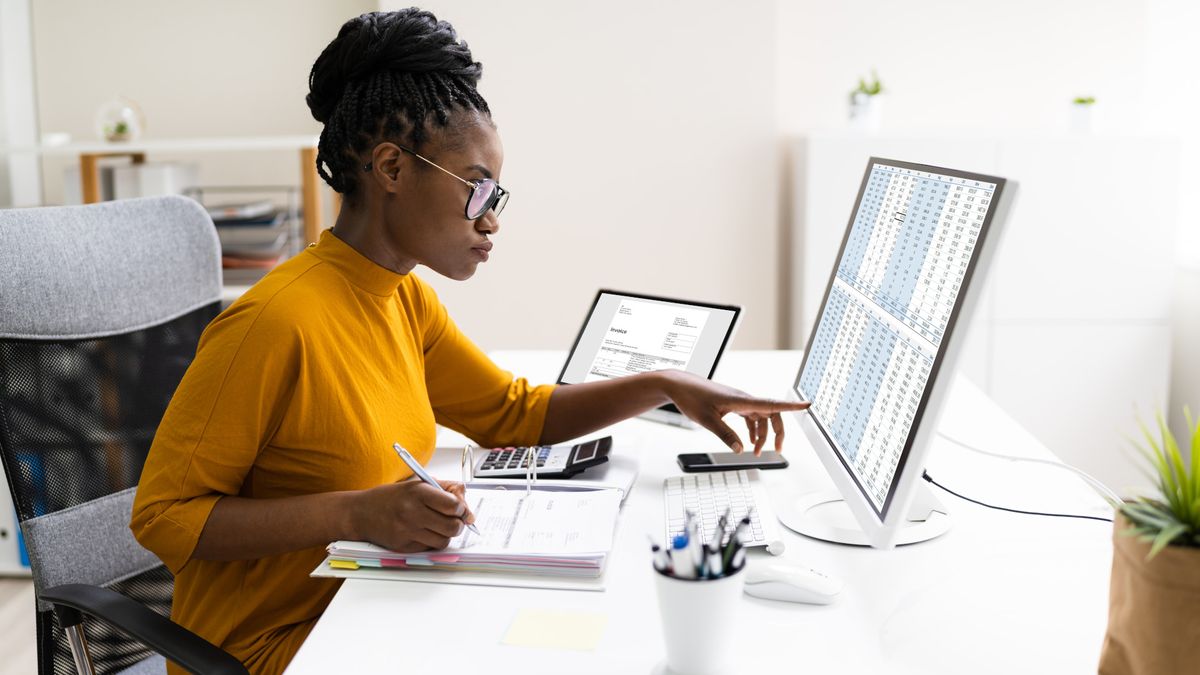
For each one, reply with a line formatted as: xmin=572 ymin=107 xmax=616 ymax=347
xmin=792 ymin=157 xmax=1009 ymax=524
xmin=557 ymin=289 xmax=742 ymax=415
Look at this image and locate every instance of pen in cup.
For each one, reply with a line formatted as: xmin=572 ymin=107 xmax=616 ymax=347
xmin=670 ymin=532 xmax=696 ymax=579
xmin=393 ymin=442 xmax=481 ymax=536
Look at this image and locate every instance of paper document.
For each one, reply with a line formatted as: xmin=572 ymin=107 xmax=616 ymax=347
xmin=585 ymin=298 xmax=710 ymax=382
xmin=323 ymin=487 xmax=622 ymax=579
xmin=453 ymin=488 xmax=620 ymax=553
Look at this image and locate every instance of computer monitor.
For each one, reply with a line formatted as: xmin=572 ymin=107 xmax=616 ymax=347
xmin=785 ymin=158 xmax=1014 ymax=549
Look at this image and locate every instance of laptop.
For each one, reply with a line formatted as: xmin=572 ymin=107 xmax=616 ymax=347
xmin=557 ymin=290 xmax=741 ymax=426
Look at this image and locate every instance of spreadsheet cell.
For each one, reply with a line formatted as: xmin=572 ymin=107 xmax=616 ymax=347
xmin=835 ymin=164 xmax=995 ymax=347
xmin=800 ymin=285 xmax=933 ymax=508
xmin=799 ymin=161 xmax=1000 ymax=512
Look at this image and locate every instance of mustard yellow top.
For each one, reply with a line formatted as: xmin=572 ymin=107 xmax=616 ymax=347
xmin=130 ymin=230 xmax=555 ymax=674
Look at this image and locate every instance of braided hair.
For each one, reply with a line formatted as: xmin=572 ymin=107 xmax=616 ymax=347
xmin=306 ymin=9 xmax=491 ymax=200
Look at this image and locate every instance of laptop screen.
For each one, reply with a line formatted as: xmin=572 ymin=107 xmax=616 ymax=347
xmin=558 ymin=291 xmax=740 ymax=405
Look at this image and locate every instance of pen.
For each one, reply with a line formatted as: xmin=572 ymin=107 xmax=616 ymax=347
xmin=723 ymin=515 xmax=750 ymax=569
xmin=712 ymin=508 xmax=729 ymax=548
xmin=706 ymin=545 xmax=724 ymax=578
xmin=670 ymin=532 xmax=696 ymax=579
xmin=730 ymin=545 xmax=746 ymax=572
xmin=686 ymin=517 xmax=704 ymax=577
xmin=393 ymin=442 xmax=481 ymax=536
xmin=651 ymin=543 xmax=672 ymax=573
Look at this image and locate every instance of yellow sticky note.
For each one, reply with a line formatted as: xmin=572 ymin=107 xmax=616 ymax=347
xmin=328 ymin=559 xmax=359 ymax=570
xmin=501 ymin=609 xmax=608 ymax=652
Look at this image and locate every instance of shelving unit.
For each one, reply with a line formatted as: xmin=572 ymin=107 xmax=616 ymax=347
xmin=186 ymin=184 xmax=303 ymax=297
xmin=0 ymin=135 xmax=334 ymax=245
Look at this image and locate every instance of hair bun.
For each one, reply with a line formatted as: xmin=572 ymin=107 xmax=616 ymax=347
xmin=306 ymin=9 xmax=482 ymax=124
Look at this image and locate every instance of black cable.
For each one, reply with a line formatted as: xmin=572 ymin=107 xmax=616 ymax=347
xmin=922 ymin=471 xmax=1113 ymax=523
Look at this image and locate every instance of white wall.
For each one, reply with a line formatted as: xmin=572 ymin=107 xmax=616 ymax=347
xmin=774 ymin=0 xmax=1200 ymax=485
xmin=0 ymin=0 xmax=40 ymax=207
xmin=776 ymin=0 xmax=1150 ymax=135
xmin=29 ymin=0 xmax=372 ymax=207
xmin=1170 ymin=263 xmax=1200 ymax=449
xmin=381 ymin=0 xmax=781 ymax=351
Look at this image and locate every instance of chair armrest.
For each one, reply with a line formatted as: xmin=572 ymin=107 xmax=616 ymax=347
xmin=41 ymin=584 xmax=248 ymax=675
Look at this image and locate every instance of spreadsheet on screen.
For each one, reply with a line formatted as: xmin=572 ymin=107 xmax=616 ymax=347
xmin=798 ymin=162 xmax=998 ymax=511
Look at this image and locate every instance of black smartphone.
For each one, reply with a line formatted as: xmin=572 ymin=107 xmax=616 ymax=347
xmin=677 ymin=451 xmax=789 ymax=472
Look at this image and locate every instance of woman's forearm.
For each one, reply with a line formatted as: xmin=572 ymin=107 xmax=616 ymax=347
xmin=539 ymin=370 xmax=676 ymax=444
xmin=192 ymin=491 xmax=359 ymax=561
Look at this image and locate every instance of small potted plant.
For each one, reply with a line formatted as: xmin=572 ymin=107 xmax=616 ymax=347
xmin=1099 ymin=409 xmax=1200 ymax=675
xmin=848 ymin=70 xmax=884 ymax=132
xmin=94 ymin=96 xmax=145 ymax=143
xmin=1070 ymin=95 xmax=1096 ymax=133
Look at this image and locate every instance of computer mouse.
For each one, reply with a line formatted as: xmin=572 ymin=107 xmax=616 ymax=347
xmin=743 ymin=561 xmax=843 ymax=605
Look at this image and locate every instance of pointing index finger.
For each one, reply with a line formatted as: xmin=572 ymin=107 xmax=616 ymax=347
xmin=727 ymin=397 xmax=811 ymax=415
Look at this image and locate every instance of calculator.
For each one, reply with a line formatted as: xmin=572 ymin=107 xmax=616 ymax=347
xmin=472 ymin=436 xmax=612 ymax=479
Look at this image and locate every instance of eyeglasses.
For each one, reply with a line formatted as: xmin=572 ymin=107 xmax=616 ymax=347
xmin=363 ymin=145 xmax=509 ymax=220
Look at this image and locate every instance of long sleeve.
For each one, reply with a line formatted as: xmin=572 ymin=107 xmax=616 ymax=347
xmin=417 ymin=279 xmax=555 ymax=448
xmin=130 ymin=300 xmax=300 ymax=574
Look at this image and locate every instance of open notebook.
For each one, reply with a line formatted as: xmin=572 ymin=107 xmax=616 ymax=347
xmin=313 ymin=484 xmax=622 ymax=591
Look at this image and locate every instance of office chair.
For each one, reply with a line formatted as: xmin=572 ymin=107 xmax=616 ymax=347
xmin=0 ymin=196 xmax=247 ymax=674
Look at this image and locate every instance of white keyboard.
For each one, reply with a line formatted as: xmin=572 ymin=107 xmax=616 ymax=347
xmin=663 ymin=470 xmax=785 ymax=554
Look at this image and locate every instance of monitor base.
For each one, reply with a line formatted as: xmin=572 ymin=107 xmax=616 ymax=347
xmin=778 ymin=485 xmax=951 ymax=547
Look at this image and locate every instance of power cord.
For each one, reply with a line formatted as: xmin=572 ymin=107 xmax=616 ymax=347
xmin=921 ymin=471 xmax=1113 ymax=523
xmin=937 ymin=432 xmax=1122 ymax=506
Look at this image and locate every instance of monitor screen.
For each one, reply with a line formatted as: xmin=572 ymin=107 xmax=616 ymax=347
xmin=558 ymin=291 xmax=739 ymax=386
xmin=795 ymin=159 xmax=1005 ymax=518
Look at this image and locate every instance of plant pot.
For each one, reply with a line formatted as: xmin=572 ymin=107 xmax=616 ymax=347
xmin=1099 ymin=512 xmax=1200 ymax=675
xmin=848 ymin=92 xmax=884 ymax=133
xmin=1069 ymin=103 xmax=1094 ymax=133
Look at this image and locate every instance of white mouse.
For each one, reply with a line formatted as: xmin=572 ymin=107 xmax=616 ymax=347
xmin=743 ymin=561 xmax=843 ymax=605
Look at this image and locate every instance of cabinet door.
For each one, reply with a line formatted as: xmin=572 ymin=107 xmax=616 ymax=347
xmin=990 ymin=322 xmax=1171 ymax=493
xmin=992 ymin=137 xmax=1177 ymax=323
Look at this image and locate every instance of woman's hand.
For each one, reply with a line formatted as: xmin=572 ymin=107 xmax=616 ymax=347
xmin=660 ymin=371 xmax=811 ymax=455
xmin=349 ymin=479 xmax=475 ymax=552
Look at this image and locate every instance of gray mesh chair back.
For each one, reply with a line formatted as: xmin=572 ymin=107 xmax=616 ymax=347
xmin=0 ymin=196 xmax=225 ymax=674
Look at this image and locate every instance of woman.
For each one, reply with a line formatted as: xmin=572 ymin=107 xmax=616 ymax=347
xmin=131 ymin=8 xmax=808 ymax=673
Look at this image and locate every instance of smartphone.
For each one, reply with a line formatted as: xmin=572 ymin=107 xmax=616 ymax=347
xmin=677 ymin=451 xmax=789 ymax=472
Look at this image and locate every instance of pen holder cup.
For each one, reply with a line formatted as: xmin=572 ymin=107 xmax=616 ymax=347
xmin=653 ymin=563 xmax=745 ymax=675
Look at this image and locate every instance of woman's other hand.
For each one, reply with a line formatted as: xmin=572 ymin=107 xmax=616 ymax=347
xmin=661 ymin=371 xmax=811 ymax=455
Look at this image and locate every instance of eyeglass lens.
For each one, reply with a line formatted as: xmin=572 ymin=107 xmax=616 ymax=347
xmin=467 ymin=179 xmax=507 ymax=219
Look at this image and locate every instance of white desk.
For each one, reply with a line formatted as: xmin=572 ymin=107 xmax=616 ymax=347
xmin=286 ymin=351 xmax=1114 ymax=674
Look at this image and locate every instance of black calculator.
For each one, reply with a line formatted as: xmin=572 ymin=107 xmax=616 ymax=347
xmin=473 ymin=436 xmax=612 ymax=479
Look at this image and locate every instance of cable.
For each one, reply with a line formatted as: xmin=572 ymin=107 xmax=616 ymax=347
xmin=922 ymin=471 xmax=1113 ymax=523
xmin=937 ymin=432 xmax=1122 ymax=506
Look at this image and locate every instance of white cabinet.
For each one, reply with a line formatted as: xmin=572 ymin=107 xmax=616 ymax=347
xmin=789 ymin=133 xmax=1177 ymax=492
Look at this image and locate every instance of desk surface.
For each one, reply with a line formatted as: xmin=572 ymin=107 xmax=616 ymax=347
xmin=286 ymin=351 xmax=1114 ymax=674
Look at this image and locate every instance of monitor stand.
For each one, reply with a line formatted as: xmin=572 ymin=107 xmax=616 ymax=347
xmin=777 ymin=482 xmax=951 ymax=546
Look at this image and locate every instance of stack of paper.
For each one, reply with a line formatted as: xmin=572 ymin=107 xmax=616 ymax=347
xmin=323 ymin=487 xmax=622 ymax=578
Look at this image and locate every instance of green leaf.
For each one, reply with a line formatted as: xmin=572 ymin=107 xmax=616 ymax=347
xmin=1148 ymin=522 xmax=1188 ymax=558
xmin=1122 ymin=408 xmax=1200 ymax=554
xmin=1135 ymin=418 xmax=1168 ymax=477
xmin=1159 ymin=413 xmax=1187 ymax=495
xmin=1186 ymin=407 xmax=1199 ymax=509
xmin=1120 ymin=501 xmax=1175 ymax=529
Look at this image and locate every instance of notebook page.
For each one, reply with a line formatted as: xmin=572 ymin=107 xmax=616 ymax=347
xmin=452 ymin=487 xmax=620 ymax=554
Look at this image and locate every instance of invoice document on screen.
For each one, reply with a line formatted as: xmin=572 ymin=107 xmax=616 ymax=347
xmin=585 ymin=298 xmax=710 ymax=382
